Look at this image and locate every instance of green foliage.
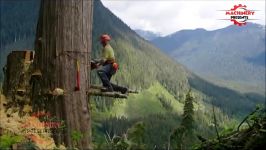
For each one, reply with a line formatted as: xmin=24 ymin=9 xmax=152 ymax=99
xmin=101 ymin=122 xmax=147 ymax=150
xmin=170 ymin=90 xmax=196 ymax=149
xmin=170 ymin=126 xmax=185 ymax=149
xmin=196 ymin=106 xmax=266 ymax=150
xmin=0 ymin=134 xmax=24 ymax=149
xmin=93 ymin=111 xmax=183 ymax=149
xmin=101 ymin=116 xmax=133 ymax=138
xmin=249 ymin=104 xmax=265 ymax=123
xmin=112 ymin=136 xmax=130 ymax=150
xmin=20 ymin=141 xmax=38 ymax=150
xmin=219 ymin=121 xmax=238 ymax=136
xmin=127 ymin=122 xmax=145 ymax=145
xmin=181 ymin=89 xmax=194 ymax=132
xmin=98 ymin=135 xmax=130 ymax=150
xmin=71 ymin=130 xmax=83 ymax=147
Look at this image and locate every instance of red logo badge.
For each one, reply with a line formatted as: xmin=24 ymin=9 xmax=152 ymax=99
xmin=221 ymin=4 xmax=257 ymax=26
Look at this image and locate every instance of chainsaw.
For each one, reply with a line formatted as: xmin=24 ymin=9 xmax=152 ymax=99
xmin=91 ymin=59 xmax=119 ymax=71
xmin=91 ymin=59 xmax=101 ymax=70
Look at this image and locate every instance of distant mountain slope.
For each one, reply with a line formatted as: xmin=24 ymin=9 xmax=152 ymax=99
xmin=134 ymin=29 xmax=161 ymax=40
xmin=152 ymin=24 xmax=266 ymax=90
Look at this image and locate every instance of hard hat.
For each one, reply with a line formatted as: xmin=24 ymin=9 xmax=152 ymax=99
xmin=100 ymin=34 xmax=111 ymax=42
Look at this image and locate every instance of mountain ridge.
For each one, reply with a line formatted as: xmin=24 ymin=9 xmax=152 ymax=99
xmin=151 ymin=23 xmax=266 ymax=92
xmin=134 ymin=29 xmax=161 ymax=40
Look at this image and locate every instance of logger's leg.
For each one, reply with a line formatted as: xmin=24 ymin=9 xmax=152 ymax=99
xmin=107 ymin=67 xmax=128 ymax=94
xmin=97 ymin=64 xmax=113 ymax=92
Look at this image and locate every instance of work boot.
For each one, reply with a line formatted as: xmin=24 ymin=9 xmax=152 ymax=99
xmin=121 ymin=87 xmax=128 ymax=94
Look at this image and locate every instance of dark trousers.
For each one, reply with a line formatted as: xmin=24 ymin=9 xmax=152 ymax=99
xmin=97 ymin=64 xmax=127 ymax=92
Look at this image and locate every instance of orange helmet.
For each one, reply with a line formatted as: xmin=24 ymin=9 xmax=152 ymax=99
xmin=100 ymin=34 xmax=111 ymax=42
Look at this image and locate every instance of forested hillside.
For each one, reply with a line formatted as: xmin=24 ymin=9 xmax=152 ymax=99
xmin=0 ymin=0 xmax=265 ymax=149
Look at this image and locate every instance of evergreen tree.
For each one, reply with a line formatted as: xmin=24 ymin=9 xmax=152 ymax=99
xmin=171 ymin=89 xmax=195 ymax=149
xmin=181 ymin=89 xmax=194 ymax=132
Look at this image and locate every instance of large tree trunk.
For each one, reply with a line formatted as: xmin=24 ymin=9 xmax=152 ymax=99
xmin=34 ymin=0 xmax=93 ymax=148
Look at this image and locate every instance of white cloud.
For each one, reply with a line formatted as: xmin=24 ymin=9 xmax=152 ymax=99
xmin=102 ymin=0 xmax=265 ymax=36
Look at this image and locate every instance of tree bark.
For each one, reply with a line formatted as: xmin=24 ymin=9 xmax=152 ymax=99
xmin=34 ymin=0 xmax=93 ymax=149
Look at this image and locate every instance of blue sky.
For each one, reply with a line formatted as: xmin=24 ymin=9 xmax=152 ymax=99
xmin=102 ymin=0 xmax=265 ymax=36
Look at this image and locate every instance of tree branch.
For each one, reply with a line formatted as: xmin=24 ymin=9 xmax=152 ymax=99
xmin=212 ymin=104 xmax=221 ymax=142
xmin=237 ymin=109 xmax=257 ymax=131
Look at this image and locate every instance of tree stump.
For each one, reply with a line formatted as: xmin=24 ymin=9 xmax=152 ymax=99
xmin=2 ymin=51 xmax=34 ymax=100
